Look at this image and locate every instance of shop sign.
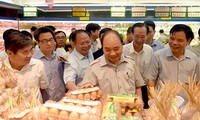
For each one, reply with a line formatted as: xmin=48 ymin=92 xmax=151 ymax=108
xmin=111 ymin=7 xmax=126 ymax=17
xmin=187 ymin=7 xmax=200 ymax=18
xmin=131 ymin=7 xmax=146 ymax=17
xmin=154 ymin=7 xmax=170 ymax=18
xmin=171 ymin=7 xmax=186 ymax=18
xmin=72 ymin=7 xmax=86 ymax=17
xmin=23 ymin=7 xmax=37 ymax=17
xmin=79 ymin=17 xmax=90 ymax=21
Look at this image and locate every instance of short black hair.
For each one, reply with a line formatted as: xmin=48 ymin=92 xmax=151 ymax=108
xmin=132 ymin=22 xmax=149 ymax=35
xmin=55 ymin=31 xmax=66 ymax=38
xmin=3 ymin=29 xmax=19 ymax=41
xmin=85 ymin=23 xmax=101 ymax=34
xmin=170 ymin=24 xmax=194 ymax=41
xmin=44 ymin=25 xmax=56 ymax=32
xmin=144 ymin=20 xmax=156 ymax=30
xmin=99 ymin=28 xmax=112 ymax=41
xmin=127 ymin=26 xmax=132 ymax=34
xmin=34 ymin=27 xmax=55 ymax=41
xmin=71 ymin=29 xmax=90 ymax=43
xmin=159 ymin=29 xmax=164 ymax=33
xmin=5 ymin=32 xmax=32 ymax=54
xmin=198 ymin=28 xmax=200 ymax=36
xmin=21 ymin=30 xmax=33 ymax=39
xmin=30 ymin=26 xmax=37 ymax=31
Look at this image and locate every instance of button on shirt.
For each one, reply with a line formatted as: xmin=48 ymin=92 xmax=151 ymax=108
xmin=3 ymin=58 xmax=49 ymax=103
xmin=80 ymin=55 xmax=145 ymax=94
xmin=33 ymin=50 xmax=66 ymax=102
xmin=123 ymin=42 xmax=153 ymax=82
xmin=145 ymin=47 xmax=199 ymax=100
xmin=64 ymin=48 xmax=94 ymax=86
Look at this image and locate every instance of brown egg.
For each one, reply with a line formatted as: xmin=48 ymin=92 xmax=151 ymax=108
xmin=48 ymin=107 xmax=59 ymax=115
xmin=59 ymin=110 xmax=69 ymax=119
xmin=66 ymin=92 xmax=72 ymax=98
xmin=40 ymin=106 xmax=48 ymax=113
xmin=77 ymin=94 xmax=84 ymax=100
xmin=70 ymin=94 xmax=77 ymax=99
xmin=68 ymin=112 xmax=79 ymax=119
xmin=84 ymin=93 xmax=91 ymax=100
xmin=90 ymin=91 xmax=97 ymax=100
xmin=97 ymin=89 xmax=102 ymax=98
xmin=79 ymin=113 xmax=90 ymax=120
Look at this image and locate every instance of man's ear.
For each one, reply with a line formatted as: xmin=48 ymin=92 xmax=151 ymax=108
xmin=187 ymin=38 xmax=192 ymax=45
xmin=6 ymin=49 xmax=13 ymax=56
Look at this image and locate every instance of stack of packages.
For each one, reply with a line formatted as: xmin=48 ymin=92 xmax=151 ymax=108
xmin=35 ymin=86 xmax=103 ymax=120
xmin=102 ymin=94 xmax=144 ymax=120
xmin=0 ymin=61 xmax=41 ymax=120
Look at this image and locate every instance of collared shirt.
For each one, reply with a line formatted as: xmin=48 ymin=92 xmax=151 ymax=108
xmin=79 ymin=55 xmax=145 ymax=94
xmin=123 ymin=42 xmax=153 ymax=81
xmin=91 ymin=39 xmax=101 ymax=53
xmin=64 ymin=48 xmax=94 ymax=85
xmin=33 ymin=50 xmax=66 ymax=102
xmin=145 ymin=47 xmax=199 ymax=100
xmin=3 ymin=58 xmax=49 ymax=103
xmin=151 ymin=40 xmax=164 ymax=52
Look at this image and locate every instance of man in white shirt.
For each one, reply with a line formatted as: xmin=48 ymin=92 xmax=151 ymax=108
xmin=3 ymin=32 xmax=48 ymax=103
xmin=123 ymin=23 xmax=153 ymax=108
xmin=64 ymin=29 xmax=94 ymax=90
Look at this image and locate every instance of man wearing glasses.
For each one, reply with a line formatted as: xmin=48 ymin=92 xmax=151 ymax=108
xmin=33 ymin=27 xmax=66 ymax=102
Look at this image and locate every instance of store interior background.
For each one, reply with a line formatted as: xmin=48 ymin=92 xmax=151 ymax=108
xmin=0 ymin=0 xmax=200 ymax=50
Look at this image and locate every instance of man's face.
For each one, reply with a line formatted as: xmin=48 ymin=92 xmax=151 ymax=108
xmin=37 ymin=32 xmax=56 ymax=54
xmin=8 ymin=45 xmax=33 ymax=67
xmin=132 ymin=26 xmax=148 ymax=48
xmin=74 ymin=32 xmax=91 ymax=56
xmin=103 ymin=32 xmax=122 ymax=65
xmin=55 ymin=32 xmax=66 ymax=48
xmin=169 ymin=31 xmax=190 ymax=57
xmin=91 ymin=29 xmax=100 ymax=40
xmin=146 ymin=26 xmax=155 ymax=43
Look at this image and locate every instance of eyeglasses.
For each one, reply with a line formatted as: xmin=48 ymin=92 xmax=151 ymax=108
xmin=55 ymin=36 xmax=66 ymax=40
xmin=39 ymin=38 xmax=55 ymax=44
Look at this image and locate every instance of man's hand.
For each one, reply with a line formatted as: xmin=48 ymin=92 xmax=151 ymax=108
xmin=81 ymin=83 xmax=94 ymax=88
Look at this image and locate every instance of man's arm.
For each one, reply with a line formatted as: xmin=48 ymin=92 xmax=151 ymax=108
xmin=136 ymin=87 xmax=143 ymax=99
xmin=66 ymin=81 xmax=79 ymax=91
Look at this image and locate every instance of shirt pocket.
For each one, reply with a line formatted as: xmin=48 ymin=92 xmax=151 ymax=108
xmin=121 ymin=71 xmax=135 ymax=94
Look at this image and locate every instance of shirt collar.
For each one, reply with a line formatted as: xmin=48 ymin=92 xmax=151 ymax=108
xmin=4 ymin=58 xmax=37 ymax=72
xmin=34 ymin=49 xmax=56 ymax=59
xmin=129 ymin=41 xmax=144 ymax=54
xmin=73 ymin=48 xmax=93 ymax=60
xmin=165 ymin=47 xmax=191 ymax=59
xmin=100 ymin=54 xmax=128 ymax=67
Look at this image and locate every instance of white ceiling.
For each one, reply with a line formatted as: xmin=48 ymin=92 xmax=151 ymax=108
xmin=5 ymin=0 xmax=200 ymax=7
